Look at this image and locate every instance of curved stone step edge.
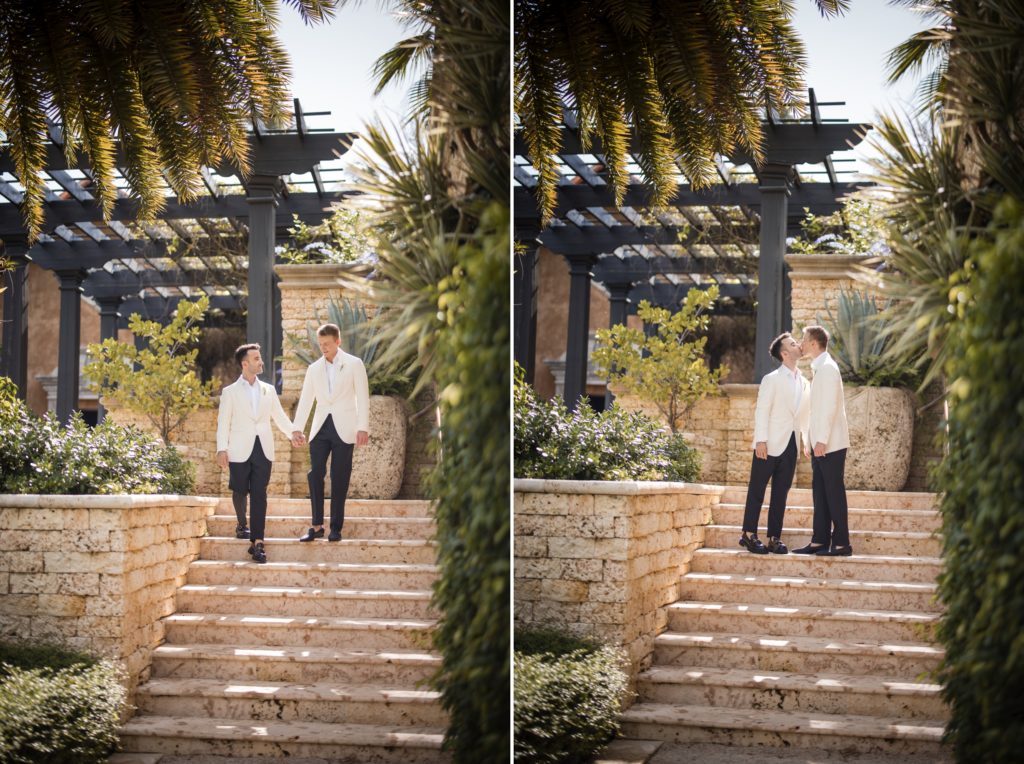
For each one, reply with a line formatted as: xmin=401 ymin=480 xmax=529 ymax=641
xmin=682 ymin=571 xmax=938 ymax=595
xmin=178 ymin=584 xmax=434 ymax=601
xmin=693 ymin=548 xmax=942 ymax=566
xmin=163 ymin=612 xmax=437 ymax=630
xmin=705 ymin=525 xmax=938 ymax=541
xmin=668 ymin=600 xmax=940 ymax=626
xmin=135 ymin=677 xmax=442 ymax=704
xmin=151 ymin=642 xmax=442 ymax=665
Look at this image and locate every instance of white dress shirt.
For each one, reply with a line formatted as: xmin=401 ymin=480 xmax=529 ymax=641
xmin=240 ymin=375 xmax=260 ymax=416
xmin=325 ymin=352 xmax=344 ymax=395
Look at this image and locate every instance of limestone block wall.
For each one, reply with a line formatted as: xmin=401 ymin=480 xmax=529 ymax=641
xmin=514 ymin=479 xmax=723 ymax=692
xmin=0 ymin=495 xmax=217 ymax=694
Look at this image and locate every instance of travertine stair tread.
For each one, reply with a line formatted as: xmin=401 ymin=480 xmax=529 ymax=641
xmin=164 ymin=612 xmax=436 ymax=630
xmin=178 ymin=583 xmax=433 ymax=601
xmin=211 ymin=513 xmax=434 ymax=523
xmin=705 ymin=525 xmax=936 ymax=541
xmin=669 ymin=600 xmax=939 ymax=626
xmin=694 ymin=548 xmax=941 ymax=566
xmin=119 ymin=715 xmax=446 ymax=747
xmin=717 ymin=488 xmax=937 ymax=509
xmin=620 ymin=703 xmax=945 ymax=741
xmin=187 ymin=559 xmax=438 ymax=574
xmin=204 ymin=536 xmax=437 ymax=547
xmin=716 ymin=502 xmax=938 ymax=516
xmin=153 ymin=642 xmax=441 ymax=666
xmin=639 ymin=665 xmax=941 ymax=697
xmin=136 ymin=677 xmax=442 ymax=704
xmin=655 ymin=631 xmax=944 ymax=660
xmin=683 ymin=571 xmax=937 ymax=595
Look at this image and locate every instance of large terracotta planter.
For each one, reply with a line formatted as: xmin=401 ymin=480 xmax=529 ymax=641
xmin=844 ymin=386 xmax=915 ymax=491
xmin=348 ymin=395 xmax=408 ymax=499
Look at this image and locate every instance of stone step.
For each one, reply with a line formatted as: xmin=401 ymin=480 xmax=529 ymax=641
xmin=118 ymin=715 xmax=449 ymax=762
xmin=605 ymin=741 xmax=952 ymax=764
xmin=618 ymin=703 xmax=945 ymax=754
xmin=718 ymin=488 xmax=938 ymax=511
xmin=680 ymin=572 xmax=941 ymax=613
xmin=151 ymin=643 xmax=440 ymax=685
xmin=186 ymin=559 xmax=439 ymax=590
xmin=208 ymin=515 xmax=435 ymax=541
xmin=690 ymin=548 xmax=942 ymax=584
xmin=134 ymin=678 xmax=447 ymax=727
xmin=653 ymin=631 xmax=943 ymax=678
xmin=666 ymin=601 xmax=938 ymax=643
xmin=163 ymin=613 xmax=436 ymax=651
xmin=636 ymin=666 xmax=945 ymax=719
xmin=221 ymin=498 xmax=434 ymax=519
xmin=712 ymin=504 xmax=941 ymax=534
xmin=704 ymin=525 xmax=941 ymax=557
xmin=176 ymin=584 xmax=437 ymax=620
xmin=199 ymin=537 xmax=438 ymax=565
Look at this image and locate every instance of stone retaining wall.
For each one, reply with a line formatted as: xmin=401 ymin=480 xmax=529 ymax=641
xmin=514 ymin=479 xmax=723 ymax=692
xmin=0 ymin=495 xmax=217 ymax=694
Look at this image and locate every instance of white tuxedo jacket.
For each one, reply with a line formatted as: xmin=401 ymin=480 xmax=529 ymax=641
xmin=292 ymin=351 xmax=371 ymax=444
xmin=752 ymin=365 xmax=811 ymax=456
xmin=808 ymin=352 xmax=851 ymax=453
xmin=216 ymin=377 xmax=295 ymax=462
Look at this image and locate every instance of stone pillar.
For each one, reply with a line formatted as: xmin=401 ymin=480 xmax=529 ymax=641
xmin=94 ymin=295 xmax=124 ymax=423
xmin=784 ymin=253 xmax=872 ymax=331
xmin=0 ymin=240 xmax=30 ymax=397
xmin=246 ymin=175 xmax=282 ymax=384
xmin=55 ymin=268 xmax=86 ymax=424
xmin=563 ymin=253 xmax=597 ymax=410
xmin=754 ymin=164 xmax=793 ymax=382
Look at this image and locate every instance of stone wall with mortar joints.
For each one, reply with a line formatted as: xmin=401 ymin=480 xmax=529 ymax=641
xmin=0 ymin=495 xmax=217 ymax=698
xmin=514 ymin=480 xmax=722 ymax=697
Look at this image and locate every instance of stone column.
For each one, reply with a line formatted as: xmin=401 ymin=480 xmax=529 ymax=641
xmin=55 ymin=268 xmax=86 ymax=424
xmin=754 ymin=164 xmax=793 ymax=382
xmin=246 ymin=175 xmax=282 ymax=384
xmin=0 ymin=239 xmax=30 ymax=397
xmin=563 ymin=253 xmax=598 ymax=410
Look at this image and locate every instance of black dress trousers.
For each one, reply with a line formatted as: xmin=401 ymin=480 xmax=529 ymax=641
xmin=307 ymin=414 xmax=354 ymax=533
xmin=228 ymin=436 xmax=272 ymax=541
xmin=811 ymin=447 xmax=850 ymax=548
xmin=741 ymin=433 xmax=798 ymax=539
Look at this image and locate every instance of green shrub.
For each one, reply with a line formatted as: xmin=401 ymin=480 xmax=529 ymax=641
xmin=936 ymin=197 xmax=1024 ymax=763
xmin=514 ymin=364 xmax=701 ymax=482
xmin=0 ymin=382 xmax=194 ymax=495
xmin=514 ymin=629 xmax=628 ymax=764
xmin=0 ymin=641 xmax=97 ymax=676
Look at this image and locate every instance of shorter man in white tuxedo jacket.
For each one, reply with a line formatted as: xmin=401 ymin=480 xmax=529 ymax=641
xmin=740 ymin=332 xmax=811 ymax=555
xmin=793 ymin=325 xmax=853 ymax=556
xmin=216 ymin=344 xmax=297 ymax=564
xmin=291 ymin=323 xmax=370 ymax=542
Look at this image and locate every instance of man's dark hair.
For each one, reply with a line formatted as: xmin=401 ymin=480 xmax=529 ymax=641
xmin=234 ymin=343 xmax=260 ymax=366
xmin=317 ymin=323 xmax=340 ymax=340
xmin=803 ymin=325 xmax=830 ymax=350
xmin=769 ymin=332 xmax=793 ymax=362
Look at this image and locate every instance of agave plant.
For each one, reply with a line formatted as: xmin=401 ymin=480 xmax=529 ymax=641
xmin=817 ymin=287 xmax=919 ymax=389
xmin=285 ymin=297 xmax=412 ymax=397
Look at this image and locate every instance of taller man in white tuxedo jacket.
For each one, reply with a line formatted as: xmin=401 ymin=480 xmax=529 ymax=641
xmin=216 ymin=344 xmax=297 ymax=563
xmin=793 ymin=325 xmax=852 ymax=556
xmin=291 ymin=323 xmax=370 ymax=542
xmin=739 ymin=332 xmax=811 ymax=555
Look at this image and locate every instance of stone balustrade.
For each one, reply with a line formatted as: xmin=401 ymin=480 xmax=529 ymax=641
xmin=514 ymin=479 xmax=723 ymax=691
xmin=0 ymin=494 xmax=217 ymax=694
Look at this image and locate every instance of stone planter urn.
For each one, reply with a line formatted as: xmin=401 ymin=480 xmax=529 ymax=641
xmin=348 ymin=394 xmax=408 ymax=499
xmin=843 ymin=386 xmax=915 ymax=491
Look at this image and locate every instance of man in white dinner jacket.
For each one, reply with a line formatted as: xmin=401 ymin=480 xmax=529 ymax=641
xmin=792 ymin=324 xmax=853 ymax=556
xmin=291 ymin=322 xmax=370 ymax=542
xmin=739 ymin=332 xmax=811 ymax=555
xmin=216 ymin=343 xmax=299 ymax=564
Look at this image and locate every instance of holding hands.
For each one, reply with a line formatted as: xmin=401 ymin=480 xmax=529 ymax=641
xmin=291 ymin=431 xmax=306 ymax=448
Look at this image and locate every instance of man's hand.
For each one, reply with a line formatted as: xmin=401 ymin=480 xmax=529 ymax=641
xmin=356 ymin=430 xmax=369 ymax=447
xmin=814 ymin=442 xmax=827 ymax=458
xmin=803 ymin=445 xmax=811 ymax=459
xmin=216 ymin=451 xmax=229 ymax=469
xmin=754 ymin=442 xmax=767 ymax=460
xmin=291 ymin=431 xmax=305 ymax=447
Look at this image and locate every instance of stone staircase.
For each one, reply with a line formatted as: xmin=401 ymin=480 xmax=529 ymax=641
xmin=619 ymin=487 xmax=951 ymax=758
xmin=117 ymin=497 xmax=450 ymax=763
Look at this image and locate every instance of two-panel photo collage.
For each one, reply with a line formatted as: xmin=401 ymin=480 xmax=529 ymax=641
xmin=1 ymin=1 xmax=1020 ymax=762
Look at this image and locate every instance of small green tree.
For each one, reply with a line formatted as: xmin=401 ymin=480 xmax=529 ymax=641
xmin=592 ymin=287 xmax=726 ymax=434
xmin=84 ymin=296 xmax=216 ymax=446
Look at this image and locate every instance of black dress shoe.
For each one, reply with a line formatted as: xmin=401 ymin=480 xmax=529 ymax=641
xmin=249 ymin=542 xmax=267 ymax=564
xmin=792 ymin=543 xmax=827 ymax=554
xmin=299 ymin=527 xmax=325 ymax=542
xmin=823 ymin=545 xmax=854 ymax=556
xmin=766 ymin=537 xmax=789 ymax=554
xmin=739 ymin=534 xmax=769 ymax=554
xmin=235 ymin=525 xmax=250 ymax=539
xmin=327 ymin=530 xmax=342 ymax=542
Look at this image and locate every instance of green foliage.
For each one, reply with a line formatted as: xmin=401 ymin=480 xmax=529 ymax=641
xmin=514 ymin=628 xmax=628 ymax=764
xmin=936 ymin=197 xmax=1024 ymax=763
xmin=284 ymin=297 xmax=414 ymax=397
xmin=0 ymin=380 xmax=193 ymax=495
xmin=788 ymin=197 xmax=891 ymax=256
xmin=84 ymin=295 xmax=216 ymax=446
xmin=592 ymin=288 xmax=726 ymax=434
xmin=817 ymin=288 xmax=920 ymax=388
xmin=0 ymin=655 xmax=126 ymax=763
xmin=276 ymin=208 xmax=377 ymax=265
xmin=514 ymin=364 xmax=701 ymax=483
